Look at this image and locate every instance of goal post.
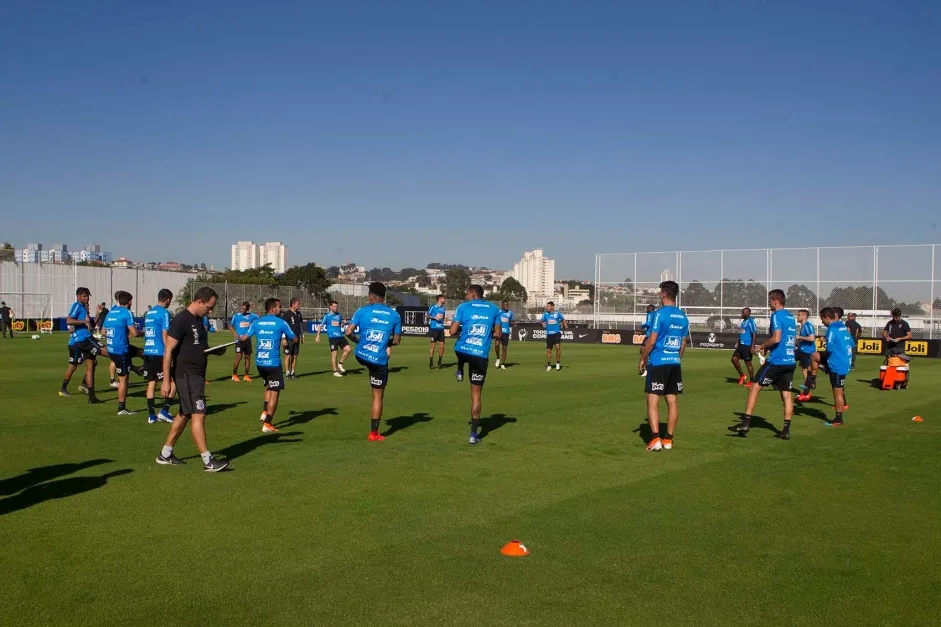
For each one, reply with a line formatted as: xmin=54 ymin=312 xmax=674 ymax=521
xmin=0 ymin=292 xmax=55 ymax=334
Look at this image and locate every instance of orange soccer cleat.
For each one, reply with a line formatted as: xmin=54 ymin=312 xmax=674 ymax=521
xmin=367 ymin=432 xmax=385 ymax=442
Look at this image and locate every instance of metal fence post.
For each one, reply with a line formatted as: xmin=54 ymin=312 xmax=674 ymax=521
xmin=719 ymin=249 xmax=724 ymax=319
xmin=930 ymin=244 xmax=936 ymax=340
xmin=677 ymin=252 xmax=683 ymax=307
xmin=815 ymin=247 xmax=820 ymax=315
xmin=872 ymin=246 xmax=879 ymax=337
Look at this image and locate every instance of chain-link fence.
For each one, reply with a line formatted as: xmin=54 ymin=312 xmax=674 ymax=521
xmin=593 ymin=245 xmax=940 ymax=338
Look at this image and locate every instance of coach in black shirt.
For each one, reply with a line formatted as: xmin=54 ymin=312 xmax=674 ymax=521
xmin=281 ymin=297 xmax=304 ymax=379
xmin=882 ymin=308 xmax=912 ymax=357
xmin=0 ymin=301 xmax=13 ymax=338
xmin=845 ymin=312 xmax=862 ymax=369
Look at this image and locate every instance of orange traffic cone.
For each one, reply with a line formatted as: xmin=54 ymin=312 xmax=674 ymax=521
xmin=500 ymin=540 xmax=530 ymax=557
xmin=912 ymin=416 xmax=924 ymax=422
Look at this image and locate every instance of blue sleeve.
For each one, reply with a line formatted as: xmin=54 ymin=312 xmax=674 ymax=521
xmin=540 ymin=312 xmax=547 ymax=323
xmin=558 ymin=312 xmax=565 ymax=321
xmin=230 ymin=314 xmax=238 ymax=327
xmin=770 ymin=313 xmax=779 ymax=333
xmin=349 ymin=310 xmax=361 ymax=330
xmin=825 ymin=326 xmax=835 ymax=347
xmin=69 ymin=303 xmax=79 ymax=319
xmin=650 ymin=311 xmax=662 ymax=335
xmin=125 ymin=310 xmax=136 ymax=328
xmin=509 ymin=311 xmax=514 ymax=323
xmin=244 ymin=321 xmax=258 ymax=338
xmin=282 ymin=319 xmax=296 ymax=340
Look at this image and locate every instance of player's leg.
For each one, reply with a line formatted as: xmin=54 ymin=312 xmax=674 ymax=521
xmin=664 ymin=394 xmax=679 ymax=443
xmin=262 ymin=389 xmax=280 ymax=431
xmin=146 ymin=379 xmax=157 ymax=422
xmin=455 ymin=351 xmax=465 ymax=382
xmin=115 ymin=356 xmax=133 ymax=414
xmin=545 ymin=341 xmax=552 ymax=371
xmin=330 ymin=343 xmax=339 ymax=374
xmin=437 ymin=336 xmax=444 ymax=367
xmin=501 ymin=338 xmax=508 ymax=366
xmin=744 ymin=349 xmax=755 ymax=382
xmin=493 ymin=340 xmax=501 ymax=366
xmin=339 ymin=343 xmax=351 ymax=371
xmin=731 ymin=351 xmax=743 ymax=378
xmin=86 ymin=355 xmax=102 ymax=403
xmin=61 ymin=361 xmax=78 ymax=395
xmin=555 ymin=340 xmax=562 ymax=370
xmin=829 ymin=373 xmax=846 ymax=425
xmin=428 ymin=337 xmax=435 ymax=368
xmin=232 ymin=348 xmax=242 ymax=381
xmin=776 ymin=387 xmax=795 ymax=439
xmin=244 ymin=350 xmax=253 ymax=380
xmin=645 ymin=393 xmax=662 ymax=450
xmin=731 ymin=368 xmax=766 ymax=435
xmin=469 ymin=383 xmax=483 ymax=443
xmin=109 ymin=360 xmax=117 ymax=388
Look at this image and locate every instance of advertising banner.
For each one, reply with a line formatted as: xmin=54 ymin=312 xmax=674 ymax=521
xmin=512 ymin=324 xmax=598 ymax=344
xmin=11 ymin=318 xmax=55 ymax=333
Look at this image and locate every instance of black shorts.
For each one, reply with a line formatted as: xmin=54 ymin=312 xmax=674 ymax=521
xmin=546 ymin=333 xmax=562 ymax=348
xmin=356 ymin=356 xmax=389 ymax=389
xmin=428 ymin=328 xmax=445 ymax=342
xmin=499 ymin=334 xmax=509 ymax=346
xmin=141 ymin=355 xmax=166 ymax=381
xmin=175 ymin=373 xmax=207 ymax=415
xmin=829 ymin=372 xmax=847 ymax=389
xmin=755 ymin=363 xmax=796 ymax=391
xmin=734 ymin=343 xmax=753 ymax=361
xmin=235 ymin=339 xmax=252 ymax=355
xmin=68 ymin=338 xmax=103 ymax=364
xmin=456 ymin=351 xmax=489 ymax=387
xmin=284 ymin=341 xmax=301 ymax=356
xmin=258 ymin=366 xmax=285 ymax=391
xmin=110 ymin=352 xmax=132 ymax=377
xmin=328 ymin=337 xmax=349 ymax=352
xmin=645 ymin=364 xmax=683 ymax=395
xmin=798 ymin=351 xmax=815 ymax=369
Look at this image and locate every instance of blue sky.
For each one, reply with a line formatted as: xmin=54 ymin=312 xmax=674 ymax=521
xmin=2 ymin=0 xmax=939 ymax=279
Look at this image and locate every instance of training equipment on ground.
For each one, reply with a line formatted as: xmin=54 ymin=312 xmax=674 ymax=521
xmin=500 ymin=540 xmax=530 ymax=557
xmin=204 ymin=340 xmax=237 ymax=354
xmin=879 ymin=355 xmax=910 ymax=390
xmin=31 ymin=334 xmax=41 ymax=340
xmin=912 ymin=416 xmax=924 ymax=422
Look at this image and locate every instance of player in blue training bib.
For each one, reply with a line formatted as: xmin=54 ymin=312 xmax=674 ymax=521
xmin=638 ymin=281 xmax=689 ymax=452
xmin=732 ymin=289 xmax=798 ymax=439
xmin=494 ymin=300 xmax=515 ymax=369
xmin=103 ymin=290 xmax=144 ymax=415
xmin=142 ymin=289 xmax=176 ymax=424
xmin=426 ymin=294 xmax=447 ymax=370
xmin=732 ymin=307 xmax=758 ymax=386
xmin=316 ymin=300 xmax=352 ymax=377
xmin=820 ymin=307 xmax=853 ymax=426
xmin=541 ymin=301 xmax=567 ymax=371
xmin=450 ymin=284 xmax=502 ymax=444
xmin=229 ymin=301 xmax=259 ymax=381
xmin=60 ymin=286 xmax=106 ymax=403
xmin=239 ymin=298 xmax=297 ymax=432
xmin=345 ymin=282 xmax=402 ymax=441
xmin=795 ymin=309 xmax=821 ymax=400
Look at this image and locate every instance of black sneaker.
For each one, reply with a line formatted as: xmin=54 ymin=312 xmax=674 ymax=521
xmin=156 ymin=453 xmax=186 ymax=465
xmin=429 ymin=363 xmax=435 ymax=370
xmin=728 ymin=423 xmax=749 ymax=436
xmin=88 ymin=396 xmax=104 ymax=404
xmin=203 ymin=457 xmax=229 ymax=472
xmin=831 ymin=418 xmax=844 ymax=426
xmin=775 ymin=430 xmax=791 ymax=440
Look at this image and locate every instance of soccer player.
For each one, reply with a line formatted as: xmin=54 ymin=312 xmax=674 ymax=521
xmin=316 ymin=300 xmax=352 ymax=377
xmin=60 ymin=287 xmax=105 ymax=403
xmin=639 ymin=303 xmax=656 ymax=377
xmin=240 ymin=298 xmax=298 ymax=433
xmin=450 ymin=284 xmax=502 ymax=444
xmin=426 ymin=294 xmax=447 ymax=369
xmin=229 ymin=301 xmax=258 ymax=382
xmin=0 ymin=301 xmax=14 ymax=338
xmin=344 ymin=282 xmax=402 ymax=441
xmin=494 ymin=300 xmax=514 ymax=369
xmin=281 ymin=298 xmax=304 ymax=379
xmin=795 ymin=309 xmax=820 ymax=402
xmin=845 ymin=312 xmax=863 ymax=370
xmin=731 ymin=307 xmax=757 ymax=386
xmin=541 ymin=301 xmax=566 ymax=371
xmin=638 ymin=281 xmax=689 ymax=452
xmin=95 ymin=302 xmax=108 ymax=339
xmin=730 ymin=289 xmax=798 ymax=440
xmin=142 ymin=289 xmax=176 ymax=425
xmin=103 ymin=290 xmax=145 ymax=415
xmin=155 ymin=287 xmax=229 ymax=472
xmin=819 ymin=307 xmax=853 ymax=426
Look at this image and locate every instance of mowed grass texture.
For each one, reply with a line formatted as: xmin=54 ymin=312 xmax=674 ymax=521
xmin=1 ymin=334 xmax=940 ymax=626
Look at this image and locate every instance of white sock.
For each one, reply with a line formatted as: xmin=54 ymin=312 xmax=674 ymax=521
xmin=161 ymin=445 xmax=173 ymax=458
xmin=201 ymin=451 xmax=212 ymax=464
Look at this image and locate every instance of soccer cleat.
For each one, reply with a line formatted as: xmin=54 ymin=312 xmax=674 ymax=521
xmin=775 ymin=431 xmax=791 ymax=440
xmin=495 ymin=359 xmax=501 ymax=368
xmin=368 ymin=432 xmax=385 ymax=442
xmin=110 ymin=381 xmax=119 ymax=388
xmin=333 ymin=371 xmax=343 ymax=377
xmin=647 ymin=437 xmax=663 ymax=452
xmin=796 ymin=393 xmax=811 ymax=402
xmin=662 ymin=438 xmax=673 ymax=450
xmin=338 ymin=364 xmax=346 ymax=373
xmin=744 ymin=380 xmax=752 ymax=388
xmin=117 ymin=408 xmax=137 ymax=416
xmin=500 ymin=364 xmax=506 ymax=370
xmin=158 ymin=410 xmax=174 ymax=423
xmin=148 ymin=414 xmax=159 ymax=424
xmin=830 ymin=417 xmax=844 ymax=427
xmin=262 ymin=422 xmax=279 ymax=433
xmin=738 ymin=374 xmax=747 ymax=386
xmin=78 ymin=385 xmax=89 ymax=395
xmin=469 ymin=433 xmax=481 ymax=445
xmin=203 ymin=457 xmax=229 ymax=472
xmin=156 ymin=453 xmax=186 ymax=465
xmin=232 ymin=375 xmax=240 ymax=382
xmin=728 ymin=423 xmax=749 ymax=436
xmin=87 ymin=396 xmax=104 ymax=404
xmin=429 ymin=363 xmax=435 ymax=370
xmin=555 ymin=364 xmax=561 ymax=371
xmin=640 ymin=369 xmax=647 ymax=377
xmin=456 ymin=370 xmax=464 ymax=383
xmin=243 ymin=375 xmax=253 ymax=382
xmin=546 ymin=365 xmax=552 ymax=372
xmin=842 ymin=405 xmax=850 ymax=411
xmin=58 ymin=389 xmax=71 ymax=397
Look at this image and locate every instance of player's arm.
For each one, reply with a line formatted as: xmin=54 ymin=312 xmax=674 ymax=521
xmin=898 ymin=323 xmax=912 ymax=343
xmin=755 ymin=328 xmax=782 ymax=352
xmin=639 ymin=331 xmax=658 ymax=364
xmin=230 ymin=315 xmax=240 ymax=339
xmin=796 ymin=326 xmax=815 ymax=343
xmin=344 ymin=313 xmax=360 ymax=343
xmin=560 ymin=314 xmax=567 ymax=330
xmin=492 ymin=320 xmax=502 ymax=340
xmin=882 ymin=323 xmax=892 ymax=342
xmin=66 ymin=312 xmax=90 ymax=328
xmin=680 ymin=334 xmax=688 ymax=358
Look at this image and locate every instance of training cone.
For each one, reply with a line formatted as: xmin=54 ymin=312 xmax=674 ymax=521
xmin=500 ymin=540 xmax=530 ymax=557
xmin=912 ymin=416 xmax=924 ymax=422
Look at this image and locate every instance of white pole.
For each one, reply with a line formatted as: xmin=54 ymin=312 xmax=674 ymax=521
xmin=930 ymin=244 xmax=936 ymax=340
xmin=720 ymin=249 xmax=724 ymax=321
xmin=872 ymin=246 xmax=879 ymax=337
xmin=815 ymin=247 xmax=820 ymax=315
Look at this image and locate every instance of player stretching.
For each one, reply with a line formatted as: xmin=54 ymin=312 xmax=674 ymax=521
xmin=639 ymin=303 xmax=656 ymax=377
xmin=230 ymin=302 xmax=258 ymax=382
xmin=241 ymin=298 xmax=297 ymax=432
xmin=103 ymin=291 xmax=145 ymax=416
xmin=316 ymin=300 xmax=352 ymax=377
xmin=494 ymin=300 xmax=514 ymax=369
xmin=638 ymin=281 xmax=688 ymax=451
xmin=426 ymin=295 xmax=447 ymax=369
xmin=795 ymin=309 xmax=820 ymax=402
xmin=451 ymin=285 xmax=502 ymax=444
xmin=60 ymin=287 xmax=105 ymax=403
xmin=345 ymin=283 xmax=402 ymax=441
xmin=730 ymin=289 xmax=798 ymax=439
xmin=142 ymin=289 xmax=176 ymax=424
xmin=819 ymin=307 xmax=853 ymax=426
xmin=831 ymin=306 xmax=849 ymax=410
xmin=732 ymin=307 xmax=757 ymax=386
xmin=281 ymin=298 xmax=304 ymax=379
xmin=155 ymin=287 xmax=229 ymax=472
xmin=542 ymin=301 xmax=566 ymax=371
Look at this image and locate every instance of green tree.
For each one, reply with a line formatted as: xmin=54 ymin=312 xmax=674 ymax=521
xmin=680 ymin=280 xmax=716 ymax=307
xmin=325 ymin=265 xmax=340 ymax=278
xmin=279 ymin=263 xmax=332 ymax=301
xmin=0 ymin=242 xmax=14 ymax=262
xmin=934 ymin=298 xmax=941 ymax=311
xmin=443 ymin=268 xmax=471 ymax=299
xmin=714 ymin=279 xmax=768 ymax=308
xmin=366 ymin=267 xmax=397 ymax=281
xmin=785 ymin=284 xmax=818 ymax=309
xmin=895 ymin=301 xmax=924 ymax=316
xmin=397 ymin=267 xmax=423 ymax=281
xmin=823 ymin=286 xmax=895 ymax=311
xmin=499 ymin=277 xmax=528 ymax=303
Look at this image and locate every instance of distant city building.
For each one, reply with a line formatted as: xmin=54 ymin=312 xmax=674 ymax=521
xmin=113 ymin=257 xmax=133 ymax=269
xmin=512 ymin=248 xmax=555 ymax=304
xmin=231 ymin=241 xmax=288 ymax=273
xmin=660 ymin=269 xmax=674 ymax=283
xmin=14 ymin=242 xmax=111 ymax=264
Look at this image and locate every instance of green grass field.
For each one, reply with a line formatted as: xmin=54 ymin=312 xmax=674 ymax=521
xmin=1 ymin=334 xmax=940 ymax=626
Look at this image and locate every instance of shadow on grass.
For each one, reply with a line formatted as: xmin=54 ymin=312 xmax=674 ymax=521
xmin=0 ymin=468 xmax=133 ymax=516
xmin=725 ymin=377 xmax=743 ymax=384
xmin=278 ymin=408 xmax=338 ymax=427
xmin=382 ymin=412 xmax=433 ymax=437
xmin=437 ymin=362 xmax=457 ymax=370
xmin=388 ymin=366 xmax=409 ymax=373
xmin=793 ymin=406 xmax=829 ymax=421
xmin=477 ymin=413 xmax=518 ymax=440
xmin=727 ymin=412 xmax=780 ymax=436
xmin=0 ymin=459 xmax=113 ymax=497
xmin=296 ymin=370 xmax=337 ymax=379
xmin=209 ymin=401 xmax=248 ymax=415
xmin=190 ymin=431 xmax=303 ymax=462
xmin=633 ymin=421 xmax=666 ymax=443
